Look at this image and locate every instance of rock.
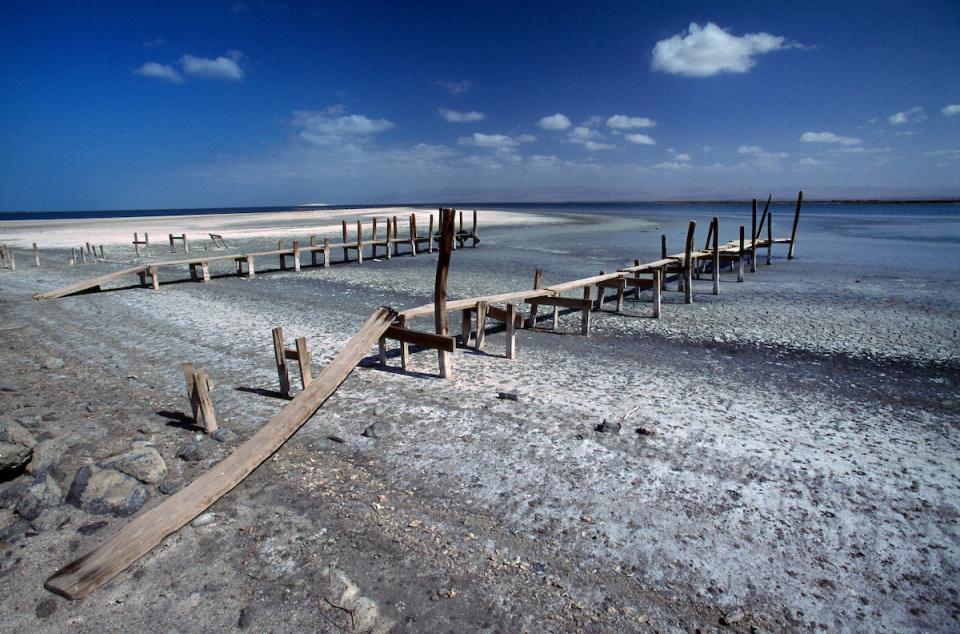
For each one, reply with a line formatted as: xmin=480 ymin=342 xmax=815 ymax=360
xmin=362 ymin=422 xmax=396 ymax=439
xmin=211 ymin=428 xmax=237 ymax=443
xmin=0 ymin=418 xmax=36 ymax=476
xmin=158 ymin=480 xmax=183 ymax=495
xmin=595 ymin=419 xmax=621 ymax=434
xmin=636 ymin=426 xmax=657 ymax=436
xmin=84 ymin=404 xmax=96 ymax=413
xmin=40 ymin=355 xmax=65 ymax=370
xmin=191 ymin=512 xmax=217 ymax=527
xmin=35 ymin=598 xmax=58 ymax=619
xmin=25 ymin=440 xmax=64 ymax=475
xmin=0 ymin=383 xmax=21 ymax=393
xmin=176 ymin=440 xmax=206 ymax=462
xmin=0 ymin=507 xmax=29 ymax=543
xmin=11 ymin=473 xmax=62 ymax=521
xmin=99 ymin=447 xmax=167 ymax=483
xmin=720 ymin=608 xmax=747 ymax=626
xmin=77 ymin=520 xmax=109 ymax=535
xmin=320 ymin=566 xmax=391 ymax=633
xmin=66 ymin=466 xmax=149 ymax=517
xmin=497 ymin=392 xmax=519 ymax=401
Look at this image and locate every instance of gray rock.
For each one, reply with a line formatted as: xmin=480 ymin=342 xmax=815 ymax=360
xmin=35 ymin=598 xmax=58 ymax=619
xmin=40 ymin=355 xmax=65 ymax=370
xmin=158 ymin=480 xmax=183 ymax=495
xmin=77 ymin=520 xmax=109 ymax=535
xmin=0 ymin=418 xmax=36 ymax=475
xmin=497 ymin=391 xmax=519 ymax=401
xmin=595 ymin=419 xmax=621 ymax=433
xmin=0 ymin=507 xmax=29 ymax=543
xmin=12 ymin=473 xmax=63 ymax=521
xmin=191 ymin=512 xmax=217 ymax=527
xmin=0 ymin=383 xmax=21 ymax=393
xmin=99 ymin=447 xmax=167 ymax=483
xmin=25 ymin=440 xmax=64 ymax=475
xmin=362 ymin=421 xmax=396 ymax=439
xmin=176 ymin=440 xmax=206 ymax=462
xmin=212 ymin=428 xmax=237 ymax=443
xmin=66 ymin=466 xmax=149 ymax=517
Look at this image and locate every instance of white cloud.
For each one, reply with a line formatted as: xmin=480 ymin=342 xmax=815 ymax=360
xmin=458 ymin=133 xmax=526 ymax=148
xmin=653 ymin=160 xmax=692 ymax=170
xmin=439 ymin=108 xmax=485 ymax=123
xmin=134 ymin=62 xmax=182 ymax=83
xmin=568 ymin=126 xmax=600 ymax=141
xmin=528 ymin=154 xmax=558 ymax=168
xmin=798 ymin=157 xmax=823 ymax=166
xmin=830 ymin=146 xmax=891 ymax=154
xmin=924 ymin=149 xmax=960 ymax=160
xmin=607 ymin=115 xmax=656 ymax=129
xmin=180 ymin=51 xmax=244 ymax=80
xmin=674 ymin=153 xmax=691 ymax=161
xmin=625 ymin=133 xmax=656 ymax=145
xmin=651 ymin=22 xmax=799 ymax=77
xmin=887 ymin=106 xmax=926 ymax=125
xmin=737 ymin=145 xmax=763 ymax=154
xmin=584 ymin=141 xmax=615 ymax=151
xmin=517 ymin=134 xmax=537 ymax=143
xmin=942 ymin=104 xmax=960 ymax=116
xmin=293 ymin=107 xmax=393 ymax=146
xmin=801 ymin=131 xmax=862 ymax=145
xmin=436 ymin=80 xmax=471 ymax=95
xmin=538 ymin=113 xmax=572 ymax=130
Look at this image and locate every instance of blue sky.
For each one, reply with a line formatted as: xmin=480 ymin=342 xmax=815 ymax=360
xmin=1 ymin=0 xmax=958 ymax=210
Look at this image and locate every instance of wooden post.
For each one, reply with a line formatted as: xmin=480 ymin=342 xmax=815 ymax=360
xmin=683 ymin=221 xmax=696 ymax=304
xmin=8 ymin=251 xmax=14 ymax=271
xmin=392 ymin=215 xmax=400 ymax=256
xmin=458 ymin=211 xmax=464 ymax=248
xmin=738 ymin=226 xmax=745 ymax=282
xmin=71 ymin=248 xmax=77 ymax=265
xmin=293 ymin=240 xmax=301 ymax=272
xmin=712 ymin=216 xmax=720 ymax=295
xmin=378 ymin=336 xmax=387 ymax=367
xmin=474 ymin=301 xmax=488 ymax=351
xmin=615 ymin=280 xmax=625 ymax=312
xmin=323 ymin=238 xmax=330 ymax=268
xmin=652 ymin=269 xmax=661 ymax=318
xmin=182 ymin=235 xmax=189 ymax=255
xmin=98 ymin=245 xmax=104 ymax=259
xmin=460 ymin=308 xmax=472 ymax=347
xmin=134 ymin=233 xmax=141 ymax=256
xmin=295 ymin=337 xmax=312 ymax=388
xmin=272 ymin=327 xmax=290 ymax=398
xmin=581 ymin=287 xmax=591 ymax=334
xmin=201 ymin=261 xmax=210 ymax=282
xmin=633 ymin=259 xmax=641 ymax=298
xmin=552 ymin=305 xmax=559 ymax=331
xmin=245 ymin=254 xmax=255 ymax=278
xmin=398 ymin=314 xmax=409 ymax=370
xmin=472 ymin=210 xmax=478 ymax=246
xmin=278 ymin=239 xmax=286 ymax=270
xmin=356 ymin=220 xmax=363 ymax=263
xmin=428 ymin=214 xmax=435 ymax=253
xmin=505 ymin=303 xmax=516 ymax=359
xmin=788 ymin=191 xmax=803 ymax=259
xmin=410 ymin=214 xmax=418 ymax=255
xmin=80 ymin=247 xmax=87 ymax=264
xmin=434 ymin=209 xmax=455 ymax=378
xmin=189 ymin=263 xmax=199 ymax=281
xmin=144 ymin=232 xmax=149 ymax=247
xmin=371 ymin=218 xmax=378 ymax=259
xmin=661 ymin=234 xmax=667 ymax=259
xmin=341 ymin=220 xmax=349 ymax=262
xmin=595 ymin=271 xmax=606 ymax=311
xmin=385 ymin=218 xmax=392 ymax=260
xmin=766 ymin=209 xmax=773 ymax=266
xmin=33 ymin=243 xmax=40 ymax=267
xmin=757 ymin=194 xmax=771 ymax=238
xmin=182 ymin=363 xmax=217 ymax=435
xmin=750 ymin=198 xmax=758 ymax=273
xmin=148 ymin=266 xmax=159 ymax=291
xmin=169 ymin=234 xmax=175 ymax=253
xmin=310 ymin=235 xmax=317 ymax=266
xmin=526 ymin=268 xmax=544 ymax=328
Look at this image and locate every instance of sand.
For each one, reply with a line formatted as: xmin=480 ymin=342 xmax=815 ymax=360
xmin=0 ymin=206 xmax=957 ymax=632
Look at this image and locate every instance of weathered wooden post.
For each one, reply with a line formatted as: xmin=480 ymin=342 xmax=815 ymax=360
xmin=8 ymin=250 xmax=14 ymax=271
xmin=505 ymin=303 xmax=517 ymax=359
xmin=293 ymin=240 xmax=301 ymax=272
xmin=392 ymin=215 xmax=400 ymax=256
xmin=472 ymin=210 xmax=478 ymax=246
xmin=661 ymin=234 xmax=667 ymax=259
xmin=371 ymin=218 xmax=378 ymax=259
xmin=341 ymin=220 xmax=349 ymax=262
xmin=310 ymin=235 xmax=317 ymax=266
xmin=80 ymin=247 xmax=87 ymax=264
xmin=712 ymin=216 xmax=720 ymax=295
xmin=434 ymin=208 xmax=455 ymax=378
xmin=595 ymin=270 xmax=606 ymax=311
xmin=99 ymin=245 xmax=105 ymax=259
xmin=581 ymin=287 xmax=591 ymax=334
xmin=32 ymin=243 xmax=40 ymax=267
xmin=428 ymin=214 xmax=435 ymax=253
xmin=182 ymin=363 xmax=217 ymax=434
xmin=148 ymin=266 xmax=159 ymax=291
xmin=474 ymin=301 xmax=488 ymax=351
xmin=182 ymin=235 xmax=189 ymax=255
xmin=410 ymin=214 xmax=418 ymax=255
xmin=134 ymin=233 xmax=141 ymax=256
xmin=397 ymin=314 xmax=410 ymax=369
xmin=356 ymin=220 xmax=364 ymax=263
xmin=766 ymin=209 xmax=773 ymax=266
xmin=683 ymin=220 xmax=696 ymax=304
xmin=69 ymin=248 xmax=76 ymax=266
xmin=272 ymin=327 xmax=291 ymax=398
xmin=526 ymin=268 xmax=544 ymax=328
xmin=245 ymin=254 xmax=255 ymax=278
xmin=323 ymin=238 xmax=330 ymax=268
xmin=278 ymin=239 xmax=286 ymax=270
xmin=385 ymin=218 xmax=392 ymax=260
xmin=738 ymin=226 xmax=745 ymax=283
xmin=788 ymin=191 xmax=803 ymax=259
xmin=460 ymin=307 xmax=472 ymax=347
xmin=750 ymin=198 xmax=758 ymax=273
xmin=652 ymin=269 xmax=662 ymax=318
xmin=169 ymin=234 xmax=175 ymax=253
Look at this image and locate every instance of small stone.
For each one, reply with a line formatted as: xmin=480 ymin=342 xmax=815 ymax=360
xmin=11 ymin=473 xmax=62 ymax=521
xmin=66 ymin=465 xmax=149 ymax=517
xmin=362 ymin=422 xmax=395 ymax=439
xmin=40 ymin=355 xmax=65 ymax=370
xmin=595 ymin=419 xmax=621 ymax=434
xmin=158 ymin=480 xmax=183 ymax=495
xmin=0 ymin=383 xmax=21 ymax=393
xmin=0 ymin=418 xmax=36 ymax=476
xmin=636 ymin=426 xmax=657 ymax=436
xmin=497 ymin=392 xmax=519 ymax=401
xmin=99 ymin=447 xmax=167 ymax=483
xmin=720 ymin=608 xmax=747 ymax=626
xmin=84 ymin=404 xmax=97 ymax=413
xmin=26 ymin=440 xmax=65 ymax=475
xmin=211 ymin=428 xmax=237 ymax=443
xmin=35 ymin=598 xmax=58 ymax=619
xmin=77 ymin=520 xmax=109 ymax=535
xmin=191 ymin=512 xmax=217 ymax=527
xmin=176 ymin=440 xmax=206 ymax=462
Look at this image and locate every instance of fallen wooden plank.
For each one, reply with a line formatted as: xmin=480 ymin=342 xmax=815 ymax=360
xmin=34 ymin=265 xmax=149 ymax=300
xmin=383 ymin=326 xmax=456 ymax=352
xmin=44 ymin=306 xmax=397 ymax=600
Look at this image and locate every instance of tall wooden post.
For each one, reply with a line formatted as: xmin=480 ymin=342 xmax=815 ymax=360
xmin=293 ymin=240 xmax=301 ymax=272
xmin=652 ymin=269 xmax=662 ymax=318
xmin=323 ymin=238 xmax=330 ymax=268
xmin=356 ymin=220 xmax=364 ymax=263
xmin=182 ymin=363 xmax=217 ymax=435
xmin=182 ymin=235 xmax=189 ymax=255
xmin=310 ymin=235 xmax=317 ymax=266
xmin=392 ymin=215 xmax=400 ymax=256
xmin=434 ymin=209 xmax=455 ymax=378
xmin=766 ymin=210 xmax=773 ymax=266
xmin=683 ymin=220 xmax=696 ymax=304
xmin=472 ymin=210 xmax=478 ymax=246
xmin=712 ymin=216 xmax=720 ymax=295
xmin=526 ymin=268 xmax=543 ymax=328
xmin=474 ymin=301 xmax=488 ymax=351
xmin=371 ymin=218 xmax=378 ymax=259
xmin=410 ymin=214 xmax=418 ymax=255
xmin=134 ymin=233 xmax=141 ymax=256
xmin=272 ymin=327 xmax=291 ymax=398
xmin=661 ymin=234 xmax=667 ymax=259
xmin=750 ymin=198 xmax=758 ymax=273
xmin=341 ymin=220 xmax=349 ymax=262
xmin=278 ymin=240 xmax=286 ymax=270
xmin=398 ymin=314 xmax=410 ymax=370
xmin=738 ymin=225 xmax=745 ymax=283
xmin=505 ymin=303 xmax=517 ymax=359
xmin=33 ymin=243 xmax=40 ymax=267
xmin=788 ymin=191 xmax=803 ymax=259
xmin=385 ymin=218 xmax=392 ymax=260
xmin=581 ymin=287 xmax=591 ymax=334
xmin=428 ymin=214 xmax=435 ymax=253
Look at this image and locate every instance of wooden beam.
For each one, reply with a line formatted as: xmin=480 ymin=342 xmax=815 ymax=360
xmin=474 ymin=301 xmax=488 ymax=351
xmin=397 ymin=315 xmax=409 ymax=369
xmin=45 ymin=306 xmax=397 ymax=600
xmin=295 ymin=337 xmax=312 ymax=389
xmin=434 ymin=209 xmax=455 ymax=378
xmin=788 ymin=191 xmax=802 ymax=259
xmin=272 ymin=327 xmax=290 ymax=398
xmin=383 ymin=326 xmax=456 ymax=353
xmin=525 ymin=296 xmax=592 ymax=310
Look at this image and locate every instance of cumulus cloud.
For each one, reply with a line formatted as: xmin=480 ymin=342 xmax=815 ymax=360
xmin=653 ymin=160 xmax=692 ymax=170
xmin=568 ymin=126 xmax=600 ymax=142
xmin=800 ymin=131 xmax=862 ymax=145
xmin=293 ymin=106 xmax=394 ymax=146
xmin=798 ymin=157 xmax=823 ymax=166
xmin=584 ymin=141 xmax=615 ymax=151
xmin=651 ymin=22 xmax=800 ymax=77
xmin=180 ymin=51 xmax=244 ymax=80
xmin=457 ymin=133 xmax=533 ymax=148
xmin=887 ymin=106 xmax=927 ymax=125
xmin=607 ymin=115 xmax=655 ymax=129
xmin=134 ymin=62 xmax=182 ymax=83
xmin=673 ymin=153 xmax=691 ymax=161
xmin=439 ymin=108 xmax=485 ymax=123
xmin=436 ymin=80 xmax=471 ymax=95
xmin=942 ymin=104 xmax=960 ymax=116
xmin=538 ymin=113 xmax=572 ymax=130
xmin=924 ymin=149 xmax=960 ymax=160
xmin=625 ymin=133 xmax=656 ymax=145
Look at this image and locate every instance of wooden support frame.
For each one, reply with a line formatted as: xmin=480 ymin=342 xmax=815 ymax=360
xmin=525 ymin=268 xmax=545 ymax=328
xmin=271 ymin=328 xmax=313 ymax=395
xmin=169 ymin=233 xmax=189 ymax=254
xmin=182 ymin=363 xmax=217 ymax=434
xmin=133 ymin=232 xmax=149 ymax=256
xmin=208 ymin=234 xmax=228 ymax=249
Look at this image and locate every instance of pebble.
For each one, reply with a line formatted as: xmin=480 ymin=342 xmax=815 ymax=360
xmin=191 ymin=512 xmax=217 ymax=527
xmin=362 ymin=421 xmax=396 ymax=439
xmin=40 ymin=356 xmax=64 ymax=370
xmin=211 ymin=428 xmax=237 ymax=443
xmin=595 ymin=419 xmax=621 ymax=434
xmin=77 ymin=520 xmax=109 ymax=535
xmin=497 ymin=392 xmax=519 ymax=401
xmin=176 ymin=440 xmax=206 ymax=462
xmin=35 ymin=598 xmax=57 ymax=619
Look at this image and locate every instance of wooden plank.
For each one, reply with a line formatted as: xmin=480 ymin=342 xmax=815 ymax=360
xmin=434 ymin=209 xmax=455 ymax=378
xmin=295 ymin=337 xmax=312 ymax=389
xmin=474 ymin=301 xmax=488 ymax=351
xmin=384 ymin=326 xmax=456 ymax=353
xmin=397 ymin=315 xmax=409 ymax=370
xmin=272 ymin=327 xmax=290 ymax=398
xmin=399 ymin=289 xmax=553 ymax=319
xmin=505 ymin=303 xmax=516 ymax=359
xmin=486 ymin=304 xmax=523 ymax=327
xmin=751 ymin=198 xmax=758 ymax=274
xmin=788 ymin=191 xmax=802 ymax=259
xmin=712 ymin=216 xmax=720 ymax=295
xmin=544 ymin=271 xmax=624 ymax=293
xmin=524 ymin=296 xmax=592 ymax=310
xmin=45 ymin=307 xmax=396 ymax=600
xmin=580 ymin=287 xmax=591 ymax=335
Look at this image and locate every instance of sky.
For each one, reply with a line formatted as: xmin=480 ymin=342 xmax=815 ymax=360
xmin=1 ymin=0 xmax=959 ymax=210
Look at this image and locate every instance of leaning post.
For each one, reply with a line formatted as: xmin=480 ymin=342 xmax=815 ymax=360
xmin=788 ymin=191 xmax=803 ymax=259
xmin=434 ymin=208 xmax=455 ymax=378
xmin=712 ymin=216 xmax=720 ymax=295
xmin=750 ymin=198 xmax=758 ymax=273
